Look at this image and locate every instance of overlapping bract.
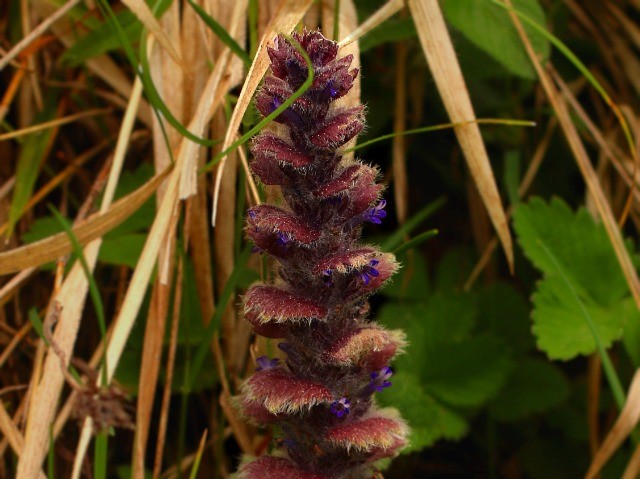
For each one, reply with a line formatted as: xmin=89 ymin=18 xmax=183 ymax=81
xmin=238 ymin=30 xmax=407 ymax=479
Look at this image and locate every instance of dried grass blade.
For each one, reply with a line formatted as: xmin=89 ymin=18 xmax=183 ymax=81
xmin=339 ymin=0 xmax=404 ymax=48
xmin=71 ymin=128 xmax=192 ymax=475
xmin=0 ymin=401 xmax=24 ymax=456
xmin=181 ymin=0 xmax=216 ymax=322
xmin=393 ymin=40 xmax=408 ymax=224
xmin=120 ymin=0 xmax=184 ymax=68
xmin=585 ymin=370 xmax=640 ymax=479
xmin=38 ymin=4 xmax=152 ymax=126
xmin=551 ymin=69 xmax=640 ymax=204
xmin=186 ymin=0 xmax=251 ymax=66
xmin=152 ymin=255 xmax=184 ymax=479
xmin=0 ymin=267 xmax=36 ymax=308
xmin=609 ymin=3 xmax=640 ymax=50
xmin=16 ymin=79 xmax=145 ymax=479
xmin=178 ymin=5 xmax=243 ymax=199
xmin=0 ymin=139 xmax=112 ymax=237
xmin=0 ymin=0 xmax=80 ymax=72
xmin=622 ymin=442 xmax=640 ymax=479
xmin=0 ymin=108 xmax=110 ymax=141
xmin=211 ymin=0 xmax=315 ymax=225
xmin=0 ymin=168 xmax=168 ymax=275
xmin=408 ymin=0 xmax=514 ymax=271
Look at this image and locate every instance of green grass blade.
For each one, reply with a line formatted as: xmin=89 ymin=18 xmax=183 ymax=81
xmin=48 ymin=206 xmax=108 ymax=386
xmin=188 ymin=432 xmax=208 ymax=479
xmin=346 ymin=119 xmax=535 ymax=153
xmin=201 ymin=34 xmax=316 ymax=172
xmin=383 ymin=197 xmax=446 ymax=252
xmin=393 ymin=229 xmax=439 ymax=256
xmin=7 ymin=96 xmax=59 ymax=237
xmin=333 ymin=0 xmax=341 ymax=40
xmin=28 ymin=308 xmax=47 ymax=345
xmin=61 ymin=11 xmax=142 ymax=66
xmin=186 ymin=0 xmax=251 ymax=66
xmin=94 ymin=431 xmax=108 ymax=479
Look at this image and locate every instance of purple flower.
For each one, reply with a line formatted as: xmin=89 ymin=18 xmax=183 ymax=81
xmin=369 ymin=366 xmax=393 ymax=392
xmin=255 ymin=356 xmax=280 ymax=371
xmin=359 ymin=259 xmax=380 ymax=285
xmin=321 ymin=79 xmax=339 ymax=100
xmin=270 ymin=96 xmax=305 ymax=129
xmin=276 ymin=232 xmax=290 ymax=247
xmin=322 ymin=268 xmax=333 ymax=287
xmin=364 ymin=200 xmax=387 ymax=225
xmin=330 ymin=397 xmax=351 ymax=418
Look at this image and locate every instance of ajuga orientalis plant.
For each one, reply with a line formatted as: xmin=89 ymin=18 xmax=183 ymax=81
xmin=237 ymin=30 xmax=408 ymax=479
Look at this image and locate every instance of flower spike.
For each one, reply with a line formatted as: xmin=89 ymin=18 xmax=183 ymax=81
xmin=238 ymin=30 xmax=407 ymax=479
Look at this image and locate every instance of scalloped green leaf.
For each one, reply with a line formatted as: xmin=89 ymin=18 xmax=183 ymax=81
xmin=377 ymin=370 xmax=467 ymax=454
xmin=441 ymin=0 xmax=550 ymax=79
xmin=532 ymin=275 xmax=631 ymax=360
xmin=514 ymin=197 xmax=628 ymax=306
xmin=99 ymin=234 xmax=146 ymax=268
xmin=476 ymin=282 xmax=535 ymax=354
xmin=489 ymin=358 xmax=568 ymax=422
xmin=422 ymin=335 xmax=512 ymax=407
xmin=513 ymin=197 xmax=638 ymax=360
xmin=380 ymin=294 xmax=512 ymax=409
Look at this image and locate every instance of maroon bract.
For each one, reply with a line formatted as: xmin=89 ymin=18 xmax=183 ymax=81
xmin=238 ymin=30 xmax=408 ymax=479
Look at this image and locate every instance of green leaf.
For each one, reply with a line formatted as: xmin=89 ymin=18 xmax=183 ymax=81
xmin=441 ymin=0 xmax=550 ymax=79
xmin=380 ymin=295 xmax=512 ymax=408
xmin=378 ymin=292 xmax=476 ymax=353
xmin=488 ymin=358 xmax=568 ymax=422
xmin=623 ymin=312 xmax=640 ymax=367
xmin=513 ymin=197 xmax=638 ymax=361
xmin=531 ymin=275 xmax=631 ymax=360
xmin=476 ymin=282 xmax=535 ymax=354
xmin=382 ymin=250 xmax=431 ymax=301
xmin=514 ymin=197 xmax=628 ymax=307
xmin=421 ymin=335 xmax=512 ymax=407
xmin=107 ymin=164 xmax=155 ymax=236
xmin=392 ymin=229 xmax=438 ymax=256
xmin=419 ymin=292 xmax=477 ymax=344
xmin=99 ymin=234 xmax=146 ymax=268
xmin=377 ymin=370 xmax=467 ymax=453
xmin=22 ymin=216 xmax=64 ymax=244
xmin=433 ymin=247 xmax=476 ymax=291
